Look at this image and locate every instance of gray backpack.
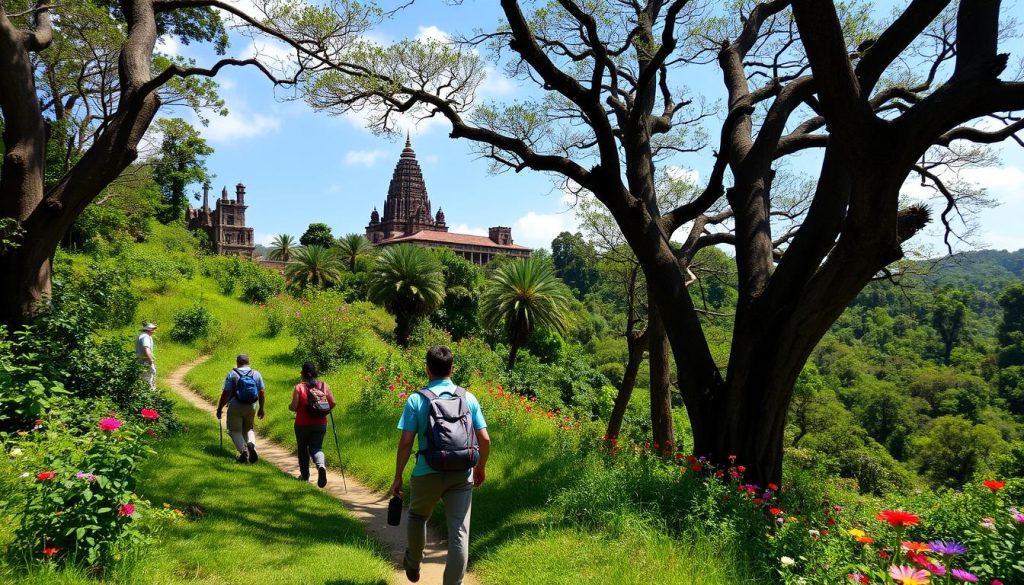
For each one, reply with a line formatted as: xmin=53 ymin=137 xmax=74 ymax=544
xmin=416 ymin=387 xmax=480 ymax=472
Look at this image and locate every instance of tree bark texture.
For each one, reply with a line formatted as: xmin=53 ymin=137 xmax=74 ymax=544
xmin=605 ymin=327 xmax=646 ymax=440
xmin=647 ymin=296 xmax=674 ymax=449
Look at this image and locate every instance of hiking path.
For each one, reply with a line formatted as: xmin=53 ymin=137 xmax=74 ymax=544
xmin=166 ymin=357 xmax=480 ymax=585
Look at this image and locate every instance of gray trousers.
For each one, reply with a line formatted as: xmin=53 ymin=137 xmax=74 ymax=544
xmin=225 ymin=402 xmax=257 ymax=454
xmin=406 ymin=472 xmax=474 ymax=585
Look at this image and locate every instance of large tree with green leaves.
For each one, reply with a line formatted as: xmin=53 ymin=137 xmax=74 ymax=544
xmin=152 ymin=117 xmax=214 ymax=223
xmin=481 ymin=256 xmax=574 ymax=369
xmin=300 ymin=222 xmax=335 ymax=248
xmin=241 ymin=0 xmax=1024 ymax=484
xmin=551 ymin=231 xmax=599 ymax=298
xmin=0 ymin=0 xmax=252 ymax=328
xmin=367 ymin=244 xmax=445 ymax=347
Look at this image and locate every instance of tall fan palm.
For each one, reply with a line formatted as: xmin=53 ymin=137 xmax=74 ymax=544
xmin=268 ymin=234 xmax=298 ymax=262
xmin=367 ymin=244 xmax=446 ymax=347
xmin=336 ymin=233 xmax=373 ymax=271
xmin=481 ymin=256 xmax=573 ymax=369
xmin=285 ymin=245 xmax=344 ymax=289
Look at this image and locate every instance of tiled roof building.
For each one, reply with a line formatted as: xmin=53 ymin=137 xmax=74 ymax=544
xmin=366 ymin=135 xmax=530 ymax=265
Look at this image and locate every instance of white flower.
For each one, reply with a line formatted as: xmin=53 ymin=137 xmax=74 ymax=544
xmin=808 ymin=529 xmax=820 ymax=539
xmin=780 ymin=556 xmax=795 ymax=567
xmin=20 ymin=472 xmax=30 ymax=479
xmin=9 ymin=448 xmax=23 ymax=457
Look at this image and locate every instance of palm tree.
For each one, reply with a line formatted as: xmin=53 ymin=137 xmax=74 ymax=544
xmin=481 ymin=256 xmax=573 ymax=369
xmin=268 ymin=234 xmax=298 ymax=262
xmin=336 ymin=233 xmax=373 ymax=271
xmin=285 ymin=245 xmax=344 ymax=289
xmin=367 ymin=244 xmax=446 ymax=347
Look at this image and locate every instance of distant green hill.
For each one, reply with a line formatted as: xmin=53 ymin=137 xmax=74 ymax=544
xmin=923 ymin=248 xmax=1024 ymax=293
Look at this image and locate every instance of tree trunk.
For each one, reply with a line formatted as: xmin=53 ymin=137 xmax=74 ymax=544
xmin=396 ymin=314 xmax=412 ymax=348
xmin=606 ymin=327 xmax=646 ymax=439
xmin=507 ymin=343 xmax=519 ymax=370
xmin=648 ymin=293 xmax=674 ymax=450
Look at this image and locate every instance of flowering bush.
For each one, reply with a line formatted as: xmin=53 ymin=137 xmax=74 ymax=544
xmin=360 ymin=352 xmax=421 ymax=413
xmin=1 ymin=402 xmax=174 ymax=570
xmin=291 ymin=292 xmax=393 ymax=372
xmin=261 ymin=299 xmax=287 ymax=337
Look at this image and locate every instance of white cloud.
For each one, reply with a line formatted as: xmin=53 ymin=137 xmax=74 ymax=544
xmin=242 ymin=40 xmax=297 ymax=76
xmin=478 ymin=66 xmax=517 ymax=97
xmin=448 ymin=223 xmax=488 ymax=237
xmin=254 ymin=232 xmax=276 ymax=246
xmin=156 ymin=35 xmax=181 ymax=57
xmin=665 ymin=165 xmax=700 ymax=185
xmin=202 ymin=107 xmax=280 ymax=143
xmin=416 ymin=25 xmax=451 ymax=44
xmin=344 ymin=149 xmax=389 ymax=167
xmin=513 ymin=210 xmax=580 ymax=249
xmin=961 ymin=165 xmax=1024 ymax=194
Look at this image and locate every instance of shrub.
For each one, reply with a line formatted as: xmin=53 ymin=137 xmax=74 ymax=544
xmin=262 ymin=300 xmax=287 ymax=337
xmin=238 ymin=261 xmax=285 ymax=304
xmin=2 ymin=402 xmax=177 ymax=570
xmin=169 ymin=303 xmax=218 ymax=342
xmin=291 ymin=292 xmax=393 ymax=372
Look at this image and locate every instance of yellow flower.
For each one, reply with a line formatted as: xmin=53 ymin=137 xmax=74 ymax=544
xmin=848 ymin=528 xmax=866 ymax=538
xmin=16 ymin=431 xmax=28 ymax=437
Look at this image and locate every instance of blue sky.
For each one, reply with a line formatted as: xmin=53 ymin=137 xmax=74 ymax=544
xmin=157 ymin=1 xmax=1024 ymax=253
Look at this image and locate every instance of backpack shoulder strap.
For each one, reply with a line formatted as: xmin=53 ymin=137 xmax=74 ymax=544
xmin=454 ymin=386 xmax=467 ymax=399
xmin=417 ymin=388 xmax=437 ymax=402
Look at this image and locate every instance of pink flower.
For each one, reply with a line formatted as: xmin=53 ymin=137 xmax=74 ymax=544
xmin=888 ymin=565 xmax=930 ymax=584
xmin=399 ymin=392 xmax=408 ymax=399
xmin=140 ymin=409 xmax=159 ymax=420
xmin=98 ymin=417 xmax=122 ymax=432
xmin=118 ymin=503 xmax=135 ymax=517
xmin=951 ymin=569 xmax=978 ymax=583
xmin=145 ymin=429 xmax=158 ymax=438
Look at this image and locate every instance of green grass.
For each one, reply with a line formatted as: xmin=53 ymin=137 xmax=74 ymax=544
xmin=170 ymin=283 xmax=760 ymax=584
xmin=6 ymin=228 xmax=760 ymax=583
xmin=127 ymin=390 xmax=392 ymax=585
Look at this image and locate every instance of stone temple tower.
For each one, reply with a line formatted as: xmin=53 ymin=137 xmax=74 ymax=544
xmin=366 ymin=133 xmax=448 ymax=243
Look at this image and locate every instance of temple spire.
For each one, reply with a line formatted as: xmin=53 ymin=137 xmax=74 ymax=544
xmin=405 ymin=130 xmax=411 ymax=149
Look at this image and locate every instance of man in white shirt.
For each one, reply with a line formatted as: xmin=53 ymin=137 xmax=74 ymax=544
xmin=135 ymin=322 xmax=157 ymax=390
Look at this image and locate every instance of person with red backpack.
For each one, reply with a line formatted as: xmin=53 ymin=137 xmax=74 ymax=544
xmin=289 ymin=362 xmax=336 ymax=487
xmin=390 ymin=346 xmax=490 ymax=585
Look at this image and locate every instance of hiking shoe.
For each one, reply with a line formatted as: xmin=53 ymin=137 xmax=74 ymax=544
xmin=403 ymin=552 xmax=420 ymax=583
xmin=247 ymin=442 xmax=258 ymax=463
xmin=236 ymin=453 xmax=248 ymax=464
xmin=317 ymin=465 xmax=327 ymax=488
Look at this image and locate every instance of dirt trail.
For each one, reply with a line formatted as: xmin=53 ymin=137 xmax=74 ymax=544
xmin=166 ymin=357 xmax=479 ymax=585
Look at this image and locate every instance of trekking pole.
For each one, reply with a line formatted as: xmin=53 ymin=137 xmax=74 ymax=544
xmin=329 ymin=410 xmax=348 ymax=493
xmin=219 ymin=414 xmax=224 ymax=452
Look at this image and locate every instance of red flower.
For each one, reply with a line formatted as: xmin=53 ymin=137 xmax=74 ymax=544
xmin=118 ymin=503 xmax=135 ymax=517
xmin=36 ymin=471 xmax=56 ymax=481
xmin=714 ymin=469 xmax=725 ymax=478
xmin=140 ymin=409 xmax=159 ymax=420
xmin=769 ymin=507 xmax=783 ymax=516
xmin=982 ymin=480 xmax=1006 ymax=492
xmin=736 ymin=465 xmax=746 ymax=473
xmin=767 ymin=483 xmax=779 ymax=491
xmin=847 ymin=574 xmax=869 ymax=584
xmin=674 ymin=453 xmax=684 ymax=461
xmin=41 ymin=547 xmax=59 ymax=556
xmin=876 ymin=509 xmax=920 ymax=528
xmin=690 ymin=463 xmax=702 ymax=473
xmin=877 ymin=549 xmax=890 ymax=559
xmin=145 ymin=429 xmax=158 ymax=438
xmin=856 ymin=536 xmax=875 ymax=544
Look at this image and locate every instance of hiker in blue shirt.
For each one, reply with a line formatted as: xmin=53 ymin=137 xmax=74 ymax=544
xmin=390 ymin=346 xmax=490 ymax=585
xmin=216 ymin=354 xmax=266 ymax=464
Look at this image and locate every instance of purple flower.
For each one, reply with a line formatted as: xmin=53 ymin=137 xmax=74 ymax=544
xmin=951 ymin=568 xmax=978 ymax=582
xmin=928 ymin=540 xmax=967 ymax=555
xmin=75 ymin=471 xmax=97 ymax=482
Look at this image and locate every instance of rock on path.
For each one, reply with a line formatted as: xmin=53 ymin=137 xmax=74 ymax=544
xmin=166 ymin=357 xmax=480 ymax=585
